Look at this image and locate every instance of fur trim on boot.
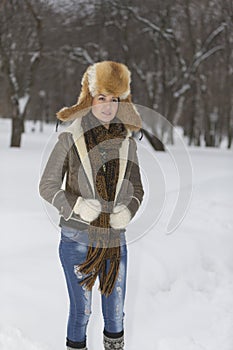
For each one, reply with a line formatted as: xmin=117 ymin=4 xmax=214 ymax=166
xmin=103 ymin=334 xmax=124 ymax=350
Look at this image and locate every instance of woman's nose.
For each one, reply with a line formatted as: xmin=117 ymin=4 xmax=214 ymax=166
xmin=103 ymin=101 xmax=112 ymax=111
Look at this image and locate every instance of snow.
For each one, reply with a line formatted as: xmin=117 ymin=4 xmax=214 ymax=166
xmin=30 ymin=52 xmax=40 ymax=64
xmin=18 ymin=94 xmax=30 ymax=115
xmin=1 ymin=117 xmax=233 ymax=350
xmin=40 ymin=0 xmax=96 ymax=16
xmin=174 ymin=84 xmax=190 ymax=98
xmin=0 ymin=326 xmax=48 ymax=350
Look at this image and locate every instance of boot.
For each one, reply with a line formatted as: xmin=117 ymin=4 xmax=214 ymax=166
xmin=67 ymin=347 xmax=87 ymax=350
xmin=103 ymin=334 xmax=124 ymax=349
xmin=66 ymin=337 xmax=87 ymax=350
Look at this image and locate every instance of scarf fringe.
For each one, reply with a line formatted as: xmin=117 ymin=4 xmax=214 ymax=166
xmin=100 ymin=256 xmax=120 ymax=296
xmin=78 ymin=246 xmax=106 ymax=275
xmin=78 ymin=245 xmax=121 ymax=296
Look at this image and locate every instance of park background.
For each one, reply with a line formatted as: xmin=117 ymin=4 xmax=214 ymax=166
xmin=0 ymin=1 xmax=233 ymax=349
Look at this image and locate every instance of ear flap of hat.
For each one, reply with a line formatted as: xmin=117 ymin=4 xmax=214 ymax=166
xmin=56 ymin=71 xmax=92 ymax=122
xmin=117 ymin=94 xmax=142 ymax=132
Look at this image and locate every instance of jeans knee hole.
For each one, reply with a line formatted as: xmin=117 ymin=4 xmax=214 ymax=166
xmin=74 ymin=265 xmax=83 ymax=279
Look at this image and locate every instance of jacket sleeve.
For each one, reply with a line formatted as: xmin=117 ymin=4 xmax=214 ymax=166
xmin=121 ymin=137 xmax=144 ymax=219
xmin=39 ymin=132 xmax=77 ymax=220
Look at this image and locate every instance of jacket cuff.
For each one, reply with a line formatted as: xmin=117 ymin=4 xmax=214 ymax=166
xmin=52 ymin=189 xmax=77 ymax=220
xmin=126 ymin=196 xmax=141 ymax=219
xmin=72 ymin=196 xmax=83 ymax=215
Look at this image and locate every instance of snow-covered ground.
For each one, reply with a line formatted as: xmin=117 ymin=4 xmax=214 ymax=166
xmin=1 ymin=118 xmax=233 ymax=350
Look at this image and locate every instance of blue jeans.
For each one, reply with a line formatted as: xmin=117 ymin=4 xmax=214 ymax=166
xmin=58 ymin=225 xmax=128 ymax=346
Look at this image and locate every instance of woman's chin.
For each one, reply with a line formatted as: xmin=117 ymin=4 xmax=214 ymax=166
xmin=91 ymin=109 xmax=116 ymax=124
xmin=100 ymin=114 xmax=115 ymax=123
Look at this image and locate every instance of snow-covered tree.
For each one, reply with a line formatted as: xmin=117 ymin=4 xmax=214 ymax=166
xmin=0 ymin=0 xmax=43 ymax=147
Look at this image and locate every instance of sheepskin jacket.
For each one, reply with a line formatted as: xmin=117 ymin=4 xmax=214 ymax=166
xmin=39 ymin=116 xmax=144 ymax=230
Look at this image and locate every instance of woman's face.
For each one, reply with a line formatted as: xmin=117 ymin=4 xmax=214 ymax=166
xmin=91 ymin=94 xmax=119 ymax=126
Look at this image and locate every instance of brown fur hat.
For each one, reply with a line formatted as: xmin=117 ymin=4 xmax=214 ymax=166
xmin=56 ymin=60 xmax=142 ymax=131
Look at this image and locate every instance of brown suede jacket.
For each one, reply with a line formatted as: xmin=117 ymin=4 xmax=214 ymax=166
xmin=39 ymin=117 xmax=144 ymax=230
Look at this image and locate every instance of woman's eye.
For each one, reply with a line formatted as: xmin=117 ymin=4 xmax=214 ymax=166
xmin=97 ymin=96 xmax=118 ymax=103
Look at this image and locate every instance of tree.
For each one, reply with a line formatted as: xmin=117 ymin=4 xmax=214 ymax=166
xmin=0 ymin=0 xmax=42 ymax=147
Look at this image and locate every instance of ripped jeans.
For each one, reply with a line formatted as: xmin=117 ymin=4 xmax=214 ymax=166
xmin=58 ymin=225 xmax=128 ymax=346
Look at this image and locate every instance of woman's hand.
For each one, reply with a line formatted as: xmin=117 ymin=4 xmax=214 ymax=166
xmin=73 ymin=197 xmax=101 ymax=222
xmin=110 ymin=204 xmax=131 ymax=229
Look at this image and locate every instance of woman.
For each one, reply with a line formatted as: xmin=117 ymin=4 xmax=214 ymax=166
xmin=39 ymin=60 xmax=144 ymax=350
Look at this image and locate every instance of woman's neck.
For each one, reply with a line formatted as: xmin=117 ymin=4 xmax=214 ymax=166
xmin=102 ymin=122 xmax=110 ymax=129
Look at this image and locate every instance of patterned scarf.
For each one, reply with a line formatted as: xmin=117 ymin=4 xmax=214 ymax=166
xmin=77 ymin=111 xmax=127 ymax=296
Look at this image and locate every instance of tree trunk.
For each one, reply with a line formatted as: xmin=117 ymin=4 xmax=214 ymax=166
xmin=10 ymin=117 xmax=23 ymax=147
xmin=227 ymin=119 xmax=232 ymax=149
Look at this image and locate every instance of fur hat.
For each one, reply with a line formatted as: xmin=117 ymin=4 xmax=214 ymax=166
xmin=56 ymin=60 xmax=142 ymax=131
